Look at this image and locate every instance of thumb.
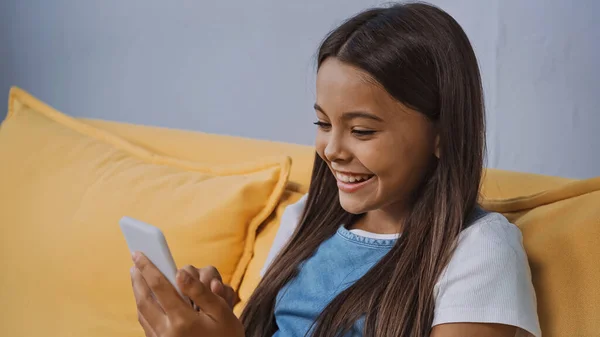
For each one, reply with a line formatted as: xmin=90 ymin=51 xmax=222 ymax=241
xmin=177 ymin=269 xmax=227 ymax=320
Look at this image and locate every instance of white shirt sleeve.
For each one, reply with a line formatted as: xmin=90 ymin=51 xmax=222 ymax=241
xmin=433 ymin=213 xmax=541 ymax=337
xmin=260 ymin=194 xmax=307 ymax=277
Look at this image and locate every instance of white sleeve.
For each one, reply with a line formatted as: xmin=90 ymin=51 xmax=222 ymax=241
xmin=259 ymin=194 xmax=307 ymax=277
xmin=433 ymin=213 xmax=541 ymax=337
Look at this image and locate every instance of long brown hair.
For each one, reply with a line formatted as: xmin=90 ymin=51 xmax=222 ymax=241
xmin=241 ymin=2 xmax=485 ymax=336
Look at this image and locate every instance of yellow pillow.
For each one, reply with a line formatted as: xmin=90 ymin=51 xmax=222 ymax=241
xmin=82 ymin=118 xmax=316 ymax=193
xmin=0 ymin=88 xmax=290 ymax=336
xmin=482 ymin=177 xmax=600 ymax=336
xmin=233 ymin=189 xmax=306 ymax=316
xmin=481 ymin=168 xmax=575 ymax=201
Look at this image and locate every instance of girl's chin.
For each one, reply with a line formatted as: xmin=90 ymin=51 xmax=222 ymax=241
xmin=338 ymin=195 xmax=372 ymax=215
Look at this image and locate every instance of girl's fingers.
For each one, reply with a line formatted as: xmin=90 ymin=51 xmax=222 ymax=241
xmin=210 ymin=279 xmax=236 ymax=308
xmin=198 ymin=265 xmax=223 ymax=286
xmin=210 ymin=278 xmax=225 ymax=296
xmin=137 ymin=311 xmax=158 ymax=337
xmin=181 ymin=265 xmax=200 ymax=280
xmin=133 ymin=252 xmax=188 ymax=317
xmin=177 ymin=269 xmax=229 ymax=321
xmin=131 ymin=267 xmax=166 ymax=332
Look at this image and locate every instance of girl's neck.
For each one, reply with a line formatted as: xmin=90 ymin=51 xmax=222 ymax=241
xmin=349 ymin=207 xmax=406 ymax=234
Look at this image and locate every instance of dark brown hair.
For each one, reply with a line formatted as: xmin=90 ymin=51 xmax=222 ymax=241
xmin=241 ymin=2 xmax=485 ymax=336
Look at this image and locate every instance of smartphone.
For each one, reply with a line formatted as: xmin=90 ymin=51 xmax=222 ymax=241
xmin=120 ymin=216 xmax=186 ymax=299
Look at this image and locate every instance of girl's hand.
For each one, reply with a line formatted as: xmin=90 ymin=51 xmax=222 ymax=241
xmin=130 ymin=252 xmax=245 ymax=337
xmin=179 ymin=265 xmax=238 ymax=309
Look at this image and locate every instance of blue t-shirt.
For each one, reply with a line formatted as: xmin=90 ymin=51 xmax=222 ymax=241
xmin=272 ymin=225 xmax=396 ymax=337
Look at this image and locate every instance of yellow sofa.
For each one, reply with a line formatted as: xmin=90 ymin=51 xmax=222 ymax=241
xmin=1 ymin=88 xmax=598 ymax=337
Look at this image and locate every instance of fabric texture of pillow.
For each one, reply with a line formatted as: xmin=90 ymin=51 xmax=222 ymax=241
xmin=233 ymin=189 xmax=305 ymax=316
xmin=0 ymin=87 xmax=290 ymax=336
xmin=482 ymin=177 xmax=600 ymax=336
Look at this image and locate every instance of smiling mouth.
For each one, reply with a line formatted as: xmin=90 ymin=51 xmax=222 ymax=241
xmin=334 ymin=171 xmax=375 ymax=184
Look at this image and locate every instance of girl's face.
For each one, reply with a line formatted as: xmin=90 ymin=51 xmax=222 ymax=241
xmin=315 ymin=58 xmax=439 ymax=219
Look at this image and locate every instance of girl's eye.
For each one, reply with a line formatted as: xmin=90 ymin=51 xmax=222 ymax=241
xmin=352 ymin=129 xmax=376 ymax=136
xmin=313 ymin=121 xmax=331 ymax=130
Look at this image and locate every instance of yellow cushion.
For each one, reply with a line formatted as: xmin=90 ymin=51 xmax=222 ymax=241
xmin=481 ymin=169 xmax=575 ymax=200
xmin=233 ymin=189 xmax=305 ymax=316
xmin=84 ymin=118 xmax=315 ymax=193
xmin=482 ymin=177 xmax=600 ymax=336
xmin=0 ymin=87 xmax=290 ymax=336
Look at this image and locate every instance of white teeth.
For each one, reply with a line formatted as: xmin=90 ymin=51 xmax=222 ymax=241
xmin=335 ymin=172 xmax=372 ymax=183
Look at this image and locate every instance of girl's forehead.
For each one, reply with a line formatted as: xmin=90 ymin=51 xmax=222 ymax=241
xmin=316 ymin=59 xmax=417 ymax=121
xmin=316 ymin=58 xmax=377 ymax=94
xmin=317 ymin=61 xmax=389 ymax=109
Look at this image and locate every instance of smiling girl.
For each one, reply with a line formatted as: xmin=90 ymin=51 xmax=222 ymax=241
xmin=130 ymin=2 xmax=540 ymax=337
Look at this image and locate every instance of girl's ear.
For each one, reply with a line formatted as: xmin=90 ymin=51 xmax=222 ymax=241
xmin=434 ymin=134 xmax=440 ymax=159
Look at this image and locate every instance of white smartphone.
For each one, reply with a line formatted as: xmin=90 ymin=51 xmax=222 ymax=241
xmin=120 ymin=216 xmax=186 ymax=299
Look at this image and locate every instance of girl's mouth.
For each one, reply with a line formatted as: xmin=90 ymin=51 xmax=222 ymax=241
xmin=334 ymin=171 xmax=375 ymax=193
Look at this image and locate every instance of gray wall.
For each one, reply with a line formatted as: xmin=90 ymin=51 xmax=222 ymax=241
xmin=0 ymin=0 xmax=13 ymax=117
xmin=1 ymin=0 xmax=598 ymax=178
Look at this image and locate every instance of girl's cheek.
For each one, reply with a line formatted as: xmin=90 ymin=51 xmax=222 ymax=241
xmin=357 ymin=147 xmax=384 ymax=172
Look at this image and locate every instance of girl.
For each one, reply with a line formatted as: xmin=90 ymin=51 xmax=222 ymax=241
xmin=130 ymin=2 xmax=541 ymax=336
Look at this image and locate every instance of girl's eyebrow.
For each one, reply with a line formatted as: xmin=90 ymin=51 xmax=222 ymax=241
xmin=313 ymin=103 xmax=384 ymax=122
